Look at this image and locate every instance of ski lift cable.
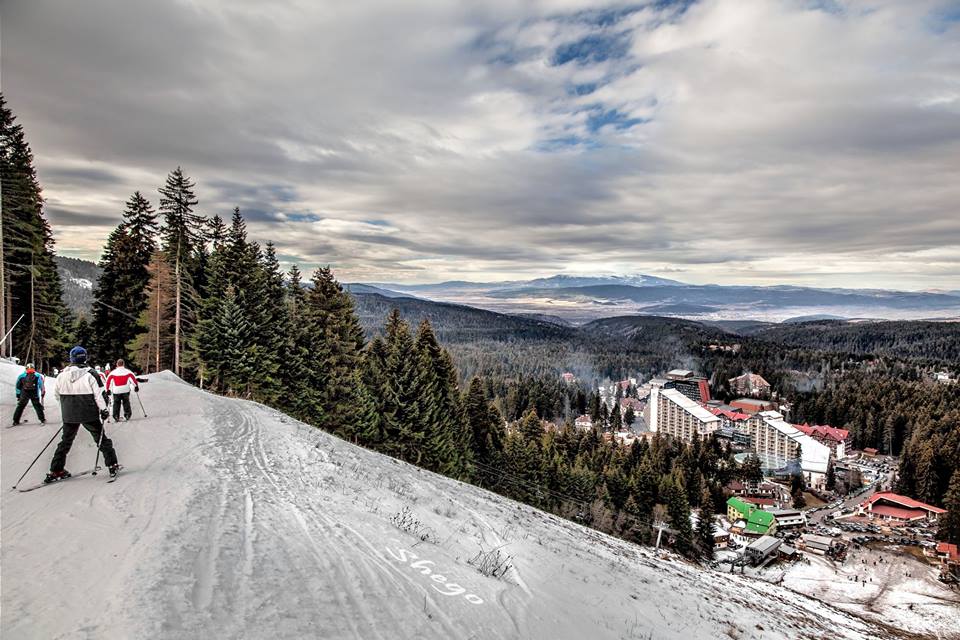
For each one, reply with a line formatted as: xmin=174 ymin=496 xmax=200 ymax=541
xmin=92 ymin=299 xmax=141 ymax=322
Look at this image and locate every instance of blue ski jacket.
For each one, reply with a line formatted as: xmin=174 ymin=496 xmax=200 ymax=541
xmin=15 ymin=370 xmax=45 ymax=399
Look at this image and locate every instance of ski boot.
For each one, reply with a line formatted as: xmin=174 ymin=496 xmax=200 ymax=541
xmin=43 ymin=470 xmax=71 ymax=484
xmin=108 ymin=464 xmax=122 ymax=478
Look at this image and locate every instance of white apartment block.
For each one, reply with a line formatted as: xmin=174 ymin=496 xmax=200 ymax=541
xmin=649 ymin=387 xmax=721 ymax=442
xmin=746 ymin=411 xmax=831 ymax=489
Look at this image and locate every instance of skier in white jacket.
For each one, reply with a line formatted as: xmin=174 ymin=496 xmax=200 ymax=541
xmin=46 ymin=346 xmax=120 ymax=483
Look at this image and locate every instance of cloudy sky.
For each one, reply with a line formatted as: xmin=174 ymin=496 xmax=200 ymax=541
xmin=4 ymin=0 xmax=959 ymax=288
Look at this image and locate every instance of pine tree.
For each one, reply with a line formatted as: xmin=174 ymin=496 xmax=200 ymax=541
xmin=216 ymin=287 xmax=256 ymax=394
xmin=464 ymin=377 xmax=505 ymax=467
xmin=0 ymin=94 xmax=69 ymax=367
xmin=358 ymin=336 xmax=389 ymax=447
xmin=916 ymin=444 xmax=940 ymax=506
xmin=91 ymin=225 xmax=137 ymax=361
xmin=300 ymin=267 xmax=365 ymax=437
xmin=696 ymin=493 xmax=716 ymax=561
xmin=938 ymin=469 xmax=960 ymax=545
xmin=414 ymin=319 xmax=466 ymax=476
xmin=123 ymin=191 xmax=159 ymax=257
xmin=665 ymin=476 xmax=694 ymax=558
xmin=207 ymin=214 xmax=227 ymax=251
xmin=130 ymin=251 xmax=175 ymax=372
xmin=158 ymin=167 xmax=202 ymax=376
xmin=518 ymin=409 xmax=544 ymax=448
xmin=380 ymin=309 xmax=422 ymax=461
xmin=609 ymin=404 xmax=622 ymax=431
xmin=254 ymin=243 xmax=291 ymax=404
xmin=91 ymin=192 xmax=158 ymax=366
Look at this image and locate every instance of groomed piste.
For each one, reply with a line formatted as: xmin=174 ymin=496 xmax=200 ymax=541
xmin=1 ymin=362 xmax=907 ymax=639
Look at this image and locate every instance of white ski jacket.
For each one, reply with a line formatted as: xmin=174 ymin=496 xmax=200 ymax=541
xmin=54 ymin=365 xmax=107 ymax=423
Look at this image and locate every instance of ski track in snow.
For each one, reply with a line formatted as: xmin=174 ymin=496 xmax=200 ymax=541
xmin=1 ymin=362 xmax=932 ymax=639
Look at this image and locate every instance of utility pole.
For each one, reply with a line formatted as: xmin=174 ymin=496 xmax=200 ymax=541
xmin=173 ymin=238 xmax=181 ymax=377
xmin=655 ymin=520 xmax=668 ymax=549
xmin=0 ymin=183 xmax=6 ymax=358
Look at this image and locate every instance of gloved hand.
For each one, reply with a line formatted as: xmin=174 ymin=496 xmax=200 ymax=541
xmin=105 ymin=390 xmax=112 ymax=397
xmin=100 ymin=409 xmax=109 ymax=421
xmin=134 ymin=386 xmax=140 ymax=393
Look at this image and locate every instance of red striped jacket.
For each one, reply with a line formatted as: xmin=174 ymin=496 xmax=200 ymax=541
xmin=106 ymin=367 xmax=139 ymax=394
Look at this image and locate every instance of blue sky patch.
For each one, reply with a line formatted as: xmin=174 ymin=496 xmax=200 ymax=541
xmin=552 ymin=32 xmax=631 ymax=66
xmin=586 ymin=108 xmax=647 ymax=133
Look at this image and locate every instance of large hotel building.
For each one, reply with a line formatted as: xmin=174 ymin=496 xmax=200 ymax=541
xmin=650 ymin=388 xmax=830 ymax=489
xmin=649 ymin=387 xmax=722 ymax=442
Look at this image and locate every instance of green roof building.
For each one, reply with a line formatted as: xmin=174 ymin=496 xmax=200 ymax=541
xmin=726 ymin=496 xmax=775 ymax=535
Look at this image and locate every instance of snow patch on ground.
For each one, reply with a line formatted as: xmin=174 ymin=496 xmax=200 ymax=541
xmin=0 ymin=362 xmax=918 ymax=639
xmin=756 ymin=546 xmax=960 ymax=638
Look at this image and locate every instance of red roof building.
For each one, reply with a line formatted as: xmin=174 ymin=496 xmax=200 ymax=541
xmin=936 ymin=542 xmax=959 ymax=562
xmin=728 ymin=373 xmax=771 ymax=397
xmin=795 ymin=423 xmax=850 ymax=457
xmin=707 ymin=407 xmax=751 ymax=421
xmin=729 ymin=398 xmax=776 ymax=414
xmin=936 ymin=542 xmax=960 ymax=580
xmin=859 ymin=492 xmax=947 ymax=523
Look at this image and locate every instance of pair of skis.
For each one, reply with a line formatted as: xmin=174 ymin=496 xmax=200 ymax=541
xmin=17 ymin=466 xmax=122 ymax=493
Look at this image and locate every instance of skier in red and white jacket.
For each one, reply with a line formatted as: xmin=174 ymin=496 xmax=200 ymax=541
xmin=105 ymin=359 xmax=140 ymax=422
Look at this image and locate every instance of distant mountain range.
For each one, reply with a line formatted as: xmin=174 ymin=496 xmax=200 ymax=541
xmin=56 ymin=257 xmax=960 ymax=326
xmin=356 ymin=274 xmax=960 ymax=323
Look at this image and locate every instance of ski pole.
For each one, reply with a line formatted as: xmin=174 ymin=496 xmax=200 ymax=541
xmin=135 ymin=389 xmax=147 ymax=417
xmin=11 ymin=425 xmax=63 ymax=490
xmin=92 ymin=419 xmax=107 ymax=475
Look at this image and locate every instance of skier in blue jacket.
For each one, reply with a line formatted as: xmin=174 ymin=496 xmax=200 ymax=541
xmin=12 ymin=363 xmax=45 ymax=426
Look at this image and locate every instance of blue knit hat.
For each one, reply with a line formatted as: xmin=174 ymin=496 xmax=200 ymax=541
xmin=69 ymin=345 xmax=88 ymax=364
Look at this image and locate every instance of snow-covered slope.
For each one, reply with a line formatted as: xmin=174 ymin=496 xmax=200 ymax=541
xmin=1 ymin=362 xmax=907 ymax=639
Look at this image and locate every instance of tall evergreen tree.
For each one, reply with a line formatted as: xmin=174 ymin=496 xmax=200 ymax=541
xmin=665 ymin=476 xmax=694 ymax=558
xmin=158 ymin=167 xmax=202 ymax=375
xmin=91 ymin=192 xmax=158 ymax=365
xmin=938 ymin=469 xmax=960 ymax=545
xmin=215 ymin=286 xmax=257 ymax=394
xmin=0 ymin=94 xmax=69 ymax=367
xmin=518 ymin=409 xmax=544 ymax=448
xmin=464 ymin=377 xmax=505 ymax=467
xmin=254 ymin=243 xmax=290 ymax=404
xmin=380 ymin=309 xmax=422 ymax=462
xmin=414 ymin=319 xmax=467 ymax=476
xmin=123 ymin=191 xmax=159 ymax=256
xmin=300 ymin=267 xmax=365 ymax=436
xmin=696 ymin=494 xmax=716 ymax=561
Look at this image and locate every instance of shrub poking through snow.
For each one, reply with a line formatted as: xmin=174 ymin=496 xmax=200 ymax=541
xmin=390 ymin=506 xmax=437 ymax=544
xmin=468 ymin=545 xmax=513 ymax=580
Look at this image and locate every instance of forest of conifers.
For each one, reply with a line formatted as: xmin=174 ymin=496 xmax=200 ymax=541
xmin=3 ymin=93 xmax=959 ymax=551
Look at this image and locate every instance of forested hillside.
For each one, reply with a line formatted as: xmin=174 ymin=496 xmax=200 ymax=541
xmin=54 ymin=255 xmax=100 ymax=317
xmin=749 ymin=319 xmax=960 ymax=365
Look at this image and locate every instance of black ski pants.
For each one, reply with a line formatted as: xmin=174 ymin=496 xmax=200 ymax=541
xmin=112 ymin=392 xmax=132 ymax=420
xmin=50 ymin=420 xmax=118 ymax=472
xmin=13 ymin=395 xmax=45 ymax=423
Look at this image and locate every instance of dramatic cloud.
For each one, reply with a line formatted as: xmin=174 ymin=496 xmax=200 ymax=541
xmin=4 ymin=0 xmax=959 ymax=288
